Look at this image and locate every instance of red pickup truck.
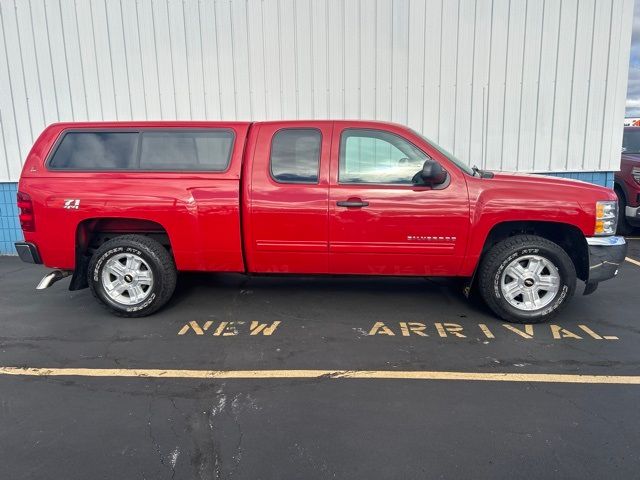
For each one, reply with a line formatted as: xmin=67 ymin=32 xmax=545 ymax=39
xmin=14 ymin=120 xmax=627 ymax=323
xmin=615 ymin=126 xmax=640 ymax=234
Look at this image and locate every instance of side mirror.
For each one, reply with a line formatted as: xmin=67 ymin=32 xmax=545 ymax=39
xmin=420 ymin=159 xmax=447 ymax=186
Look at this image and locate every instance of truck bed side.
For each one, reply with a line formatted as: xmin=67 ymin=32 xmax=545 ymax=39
xmin=19 ymin=121 xmax=251 ymax=272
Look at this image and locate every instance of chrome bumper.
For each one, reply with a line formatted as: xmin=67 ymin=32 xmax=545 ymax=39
xmin=585 ymin=236 xmax=627 ymax=287
xmin=14 ymin=242 xmax=42 ymax=264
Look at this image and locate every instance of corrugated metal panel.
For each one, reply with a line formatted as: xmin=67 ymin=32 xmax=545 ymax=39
xmin=0 ymin=0 xmax=634 ymax=182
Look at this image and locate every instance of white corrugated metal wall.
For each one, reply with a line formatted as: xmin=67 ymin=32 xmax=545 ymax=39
xmin=0 ymin=0 xmax=634 ymax=183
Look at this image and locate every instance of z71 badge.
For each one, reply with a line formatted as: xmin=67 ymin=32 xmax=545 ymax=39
xmin=63 ymin=199 xmax=80 ymax=210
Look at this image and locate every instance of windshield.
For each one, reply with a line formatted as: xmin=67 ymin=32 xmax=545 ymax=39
xmin=410 ymin=129 xmax=476 ymax=176
xmin=622 ymin=129 xmax=640 ymax=154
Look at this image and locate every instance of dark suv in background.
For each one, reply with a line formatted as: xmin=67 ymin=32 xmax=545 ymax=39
xmin=615 ymin=127 xmax=640 ymax=234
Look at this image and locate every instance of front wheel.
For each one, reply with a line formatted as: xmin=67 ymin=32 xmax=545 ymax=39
xmin=478 ymin=235 xmax=576 ymax=323
xmin=88 ymin=235 xmax=177 ymax=317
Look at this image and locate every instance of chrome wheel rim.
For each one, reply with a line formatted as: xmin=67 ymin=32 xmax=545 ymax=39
xmin=500 ymin=254 xmax=560 ymax=311
xmin=101 ymin=253 xmax=154 ymax=306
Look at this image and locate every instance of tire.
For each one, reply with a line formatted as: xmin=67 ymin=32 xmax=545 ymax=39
xmin=88 ymin=234 xmax=177 ymax=317
xmin=615 ymin=187 xmax=634 ymax=236
xmin=478 ymin=235 xmax=576 ymax=323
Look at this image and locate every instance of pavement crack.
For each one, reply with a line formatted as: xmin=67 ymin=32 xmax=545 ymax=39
xmin=206 ymin=388 xmax=226 ymax=480
xmin=227 ymin=394 xmax=244 ymax=477
xmin=147 ymin=395 xmax=177 ymax=480
xmin=103 ymin=334 xmax=123 ymax=367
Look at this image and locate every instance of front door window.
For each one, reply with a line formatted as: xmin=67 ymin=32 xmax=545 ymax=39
xmin=339 ymin=129 xmax=429 ymax=185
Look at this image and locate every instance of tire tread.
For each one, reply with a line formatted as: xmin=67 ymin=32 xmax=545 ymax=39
xmin=88 ymin=234 xmax=176 ymax=317
xmin=478 ymin=234 xmax=576 ymax=323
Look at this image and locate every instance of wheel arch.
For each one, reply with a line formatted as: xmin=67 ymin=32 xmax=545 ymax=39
xmin=70 ymin=217 xmax=173 ymax=291
xmin=613 ymin=181 xmax=627 ymax=202
xmin=478 ymin=220 xmax=589 ymax=282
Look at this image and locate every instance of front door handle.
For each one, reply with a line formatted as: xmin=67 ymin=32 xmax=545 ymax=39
xmin=336 ymin=199 xmax=369 ymax=208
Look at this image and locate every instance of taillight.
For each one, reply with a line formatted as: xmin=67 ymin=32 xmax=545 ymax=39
xmin=17 ymin=191 xmax=35 ymax=232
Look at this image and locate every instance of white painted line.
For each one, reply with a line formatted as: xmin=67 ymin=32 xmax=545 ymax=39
xmin=625 ymin=257 xmax=640 ymax=267
xmin=0 ymin=367 xmax=639 ymax=385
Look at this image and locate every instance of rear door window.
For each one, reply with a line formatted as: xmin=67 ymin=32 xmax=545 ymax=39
xmin=270 ymin=129 xmax=321 ymax=183
xmin=139 ymin=130 xmax=234 ymax=171
xmin=48 ymin=132 xmax=138 ymax=170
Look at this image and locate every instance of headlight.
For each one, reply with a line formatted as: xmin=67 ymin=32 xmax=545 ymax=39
xmin=594 ymin=200 xmax=617 ymax=235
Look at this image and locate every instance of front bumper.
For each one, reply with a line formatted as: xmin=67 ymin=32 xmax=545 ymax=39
xmin=14 ymin=242 xmax=42 ymax=264
xmin=586 ymin=236 xmax=627 ymax=284
xmin=626 ymin=204 xmax=640 ymax=222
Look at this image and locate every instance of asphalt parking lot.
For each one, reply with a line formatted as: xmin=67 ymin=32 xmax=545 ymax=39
xmin=1 ymin=239 xmax=639 ymax=479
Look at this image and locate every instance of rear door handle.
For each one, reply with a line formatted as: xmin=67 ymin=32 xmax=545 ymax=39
xmin=336 ymin=200 xmax=369 ymax=208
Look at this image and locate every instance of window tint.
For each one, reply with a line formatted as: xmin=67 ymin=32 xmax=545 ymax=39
xmin=270 ymin=129 xmax=321 ymax=183
xmin=339 ymin=129 xmax=429 ymax=184
xmin=49 ymin=132 xmax=138 ymax=169
xmin=622 ymin=129 xmax=640 ymax=154
xmin=140 ymin=130 xmax=233 ymax=171
xmin=49 ymin=129 xmax=235 ymax=171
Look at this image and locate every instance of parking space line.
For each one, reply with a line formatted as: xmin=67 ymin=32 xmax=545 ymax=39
xmin=625 ymin=257 xmax=640 ymax=267
xmin=1 ymin=367 xmax=639 ymax=385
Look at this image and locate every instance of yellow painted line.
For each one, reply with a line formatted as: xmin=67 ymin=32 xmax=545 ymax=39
xmin=625 ymin=257 xmax=640 ymax=267
xmin=0 ymin=367 xmax=639 ymax=384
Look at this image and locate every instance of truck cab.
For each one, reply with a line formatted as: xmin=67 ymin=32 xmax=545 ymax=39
xmin=244 ymin=121 xmax=469 ymax=276
xmin=14 ymin=120 xmax=627 ymax=323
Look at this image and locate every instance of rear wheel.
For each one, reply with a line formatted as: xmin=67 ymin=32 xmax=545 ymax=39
xmin=88 ymin=234 xmax=176 ymax=317
xmin=478 ymin=235 xmax=576 ymax=323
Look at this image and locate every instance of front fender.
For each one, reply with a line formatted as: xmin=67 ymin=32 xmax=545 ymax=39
xmin=459 ymin=194 xmax=593 ymax=277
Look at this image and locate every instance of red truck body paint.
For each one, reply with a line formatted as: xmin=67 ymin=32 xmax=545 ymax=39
xmin=17 ymin=120 xmax=617 ymax=278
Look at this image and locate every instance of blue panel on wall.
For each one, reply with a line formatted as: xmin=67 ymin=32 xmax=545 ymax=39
xmin=544 ymin=171 xmax=615 ymax=189
xmin=0 ymin=183 xmax=23 ymax=255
